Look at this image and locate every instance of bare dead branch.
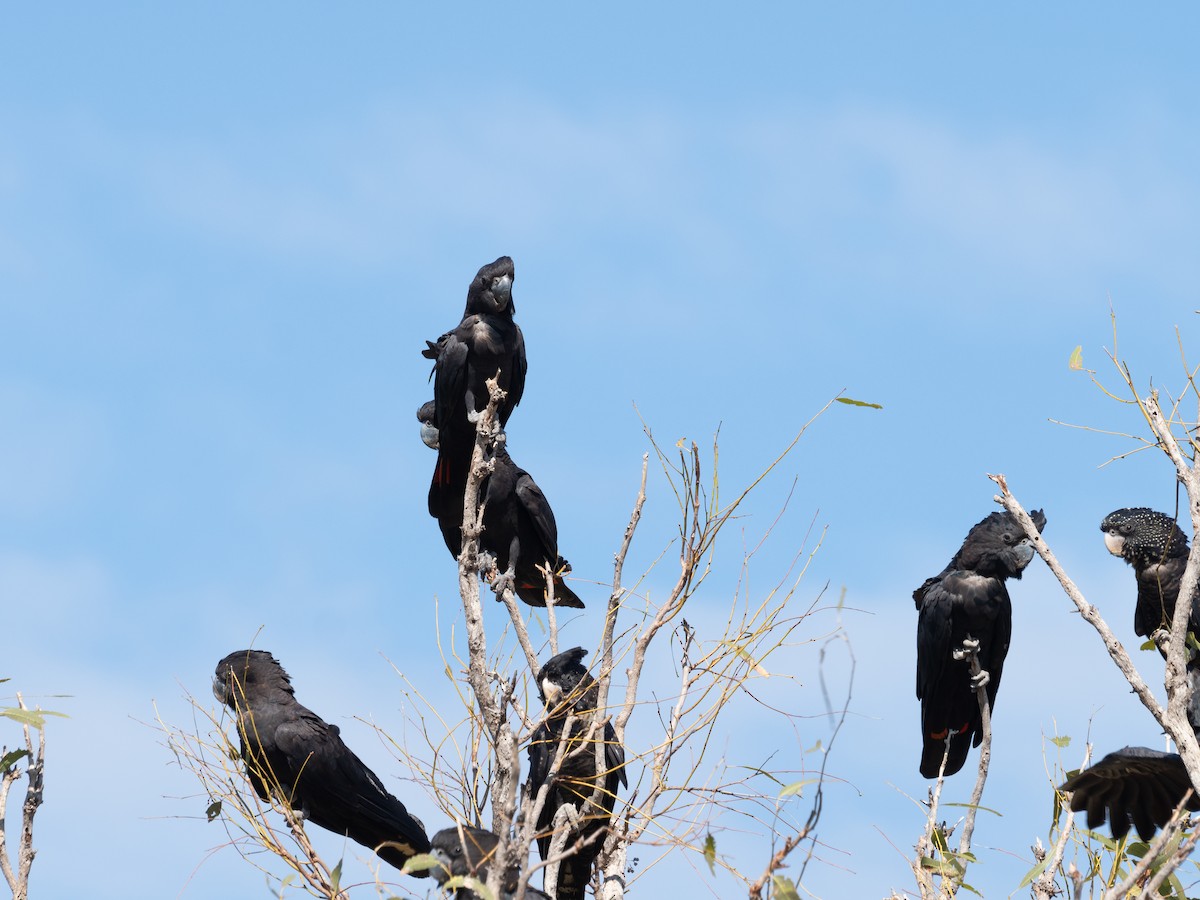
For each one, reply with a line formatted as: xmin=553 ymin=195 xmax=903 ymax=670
xmin=951 ymin=649 xmax=992 ymax=875
xmin=0 ymin=694 xmax=45 ymax=900
xmin=1028 ymin=742 xmax=1088 ymax=900
xmin=990 ymin=474 xmax=1165 ymax=723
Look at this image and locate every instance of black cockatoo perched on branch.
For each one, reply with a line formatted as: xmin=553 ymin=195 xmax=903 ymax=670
xmin=526 ymin=647 xmax=627 ymax=900
xmin=914 ymin=508 xmax=1047 ymax=778
xmin=1060 ymin=508 xmax=1200 ymax=840
xmin=418 ymin=398 xmax=584 ymax=608
xmin=213 ymin=649 xmax=430 ymax=871
xmin=421 ymin=257 xmax=526 ymax=548
xmin=429 ymin=825 xmax=550 ymax=899
xmin=423 ymin=255 xmax=527 ymax=460
xmin=1100 ymin=507 xmax=1196 ymax=639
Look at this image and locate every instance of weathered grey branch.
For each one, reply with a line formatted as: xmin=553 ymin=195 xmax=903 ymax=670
xmin=459 ymin=380 xmax=503 ymax=739
xmin=644 ymin=625 xmax=697 ymax=827
xmin=1136 ymin=819 xmax=1200 ymax=898
xmin=1140 ymin=392 xmax=1200 ymax=780
xmin=992 ymin=371 xmax=1200 ymax=892
xmin=905 ymin=647 xmax=992 ymax=898
xmin=495 ymin=584 xmax=544 ymax=680
xmin=542 ymin=802 xmax=578 ymax=900
xmin=455 ymin=375 xmax=526 ymax=899
xmin=746 ymin=829 xmax=806 ymax=900
xmin=990 ymin=474 xmax=1165 ymax=722
xmin=597 ymin=413 xmax=832 ymax=896
xmin=595 ymin=455 xmax=648 ymax=900
xmin=614 ymin=442 xmax=704 ymax=739
xmin=953 ymin=647 xmax=993 ymax=872
xmin=1029 ymin=744 xmax=1087 ymax=900
xmin=0 ymin=694 xmax=44 ymax=900
xmin=910 ymin=752 xmax=950 ymax=900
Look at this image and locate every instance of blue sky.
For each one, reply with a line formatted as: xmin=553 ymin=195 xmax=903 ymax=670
xmin=4 ymin=4 xmax=1200 ymax=898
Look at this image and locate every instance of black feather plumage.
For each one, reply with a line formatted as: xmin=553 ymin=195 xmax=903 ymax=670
xmin=429 ymin=825 xmax=550 ymax=900
xmin=423 ymin=256 xmax=527 ymax=455
xmin=1100 ymin=507 xmax=1195 ymax=638
xmin=526 ymin=648 xmax=626 ymax=900
xmin=213 ymin=650 xmax=430 ymax=871
xmin=1057 ymin=509 xmax=1200 ymax=841
xmin=420 ymin=419 xmax=585 ymax=608
xmin=1060 ymin=747 xmax=1200 ymax=841
xmin=914 ymin=509 xmax=1046 ymax=778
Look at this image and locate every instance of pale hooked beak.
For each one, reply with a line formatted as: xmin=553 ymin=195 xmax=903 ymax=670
xmin=1103 ymin=532 xmax=1125 ymax=557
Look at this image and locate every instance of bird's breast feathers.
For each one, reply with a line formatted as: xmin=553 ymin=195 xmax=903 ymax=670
xmin=948 ymin=571 xmax=997 ymax=595
xmin=1141 ymin=560 xmax=1175 ymax=582
xmin=469 ymin=317 xmax=507 ymax=355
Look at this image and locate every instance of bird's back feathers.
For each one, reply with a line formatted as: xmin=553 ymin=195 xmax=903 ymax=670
xmin=213 ymin=650 xmax=430 ymax=870
xmin=914 ymin=509 xmax=1046 ymax=778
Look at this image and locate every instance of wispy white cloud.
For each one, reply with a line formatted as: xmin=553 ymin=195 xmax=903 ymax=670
xmin=6 ymin=97 xmax=1197 ymax=323
xmin=739 ymin=104 xmax=1200 ymax=296
xmin=106 ymin=101 xmax=701 ymax=267
xmin=32 ymin=96 xmax=1179 ymax=315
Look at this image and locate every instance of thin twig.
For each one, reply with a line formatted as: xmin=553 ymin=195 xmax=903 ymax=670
xmin=953 ymin=649 xmax=992 ymax=870
xmin=990 ymin=474 xmax=1165 ymax=722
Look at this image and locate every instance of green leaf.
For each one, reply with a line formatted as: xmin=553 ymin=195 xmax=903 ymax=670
xmin=445 ymin=877 xmax=495 ymax=900
xmin=835 ymin=397 xmax=883 ymax=410
xmin=1080 ymin=828 xmax=1120 ymax=851
xmin=703 ymin=832 xmax=716 ymax=875
xmin=329 ymin=859 xmax=342 ymax=893
xmin=804 ymin=739 xmax=823 ymax=754
xmin=779 ymin=778 xmax=818 ymax=799
xmin=1140 ymin=639 xmax=1157 ymax=652
xmin=1125 ymin=839 xmax=1150 ymax=858
xmin=402 ymin=853 xmax=441 ymax=876
xmin=0 ymin=707 xmax=66 ymax=728
xmin=919 ymin=856 xmax=963 ymax=875
xmin=204 ymin=800 xmax=222 ymax=822
xmin=772 ymin=874 xmax=802 ymax=900
xmin=1164 ymin=870 xmax=1186 ymax=897
xmin=0 ymin=749 xmax=29 ymax=770
xmin=1017 ymin=854 xmax=1053 ymax=889
xmin=1048 ymin=735 xmax=1071 ymax=748
xmin=1068 ymin=345 xmax=1084 ymax=370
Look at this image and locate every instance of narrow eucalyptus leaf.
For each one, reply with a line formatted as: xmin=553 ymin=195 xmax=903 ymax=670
xmin=835 ymin=397 xmax=883 ymax=409
xmin=703 ymin=832 xmax=716 ymax=875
